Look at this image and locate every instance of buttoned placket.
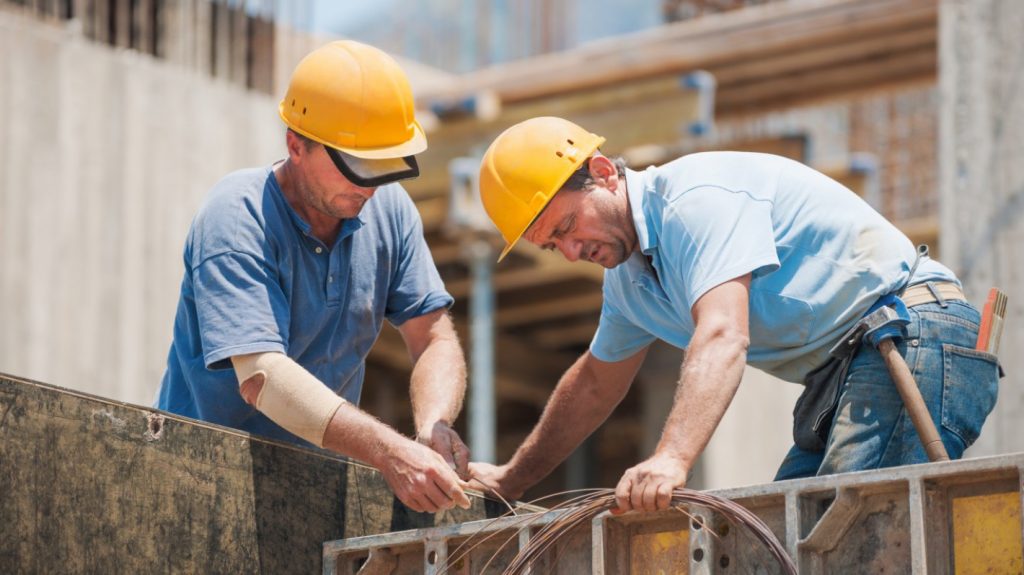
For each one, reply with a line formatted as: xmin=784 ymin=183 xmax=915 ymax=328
xmin=307 ymin=219 xmax=362 ymax=306
xmin=634 ymin=251 xmax=670 ymax=303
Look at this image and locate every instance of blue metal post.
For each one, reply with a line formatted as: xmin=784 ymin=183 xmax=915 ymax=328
xmin=468 ymin=240 xmax=496 ymax=463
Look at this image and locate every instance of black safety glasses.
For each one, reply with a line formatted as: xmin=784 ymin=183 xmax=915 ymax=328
xmin=324 ymin=145 xmax=420 ymax=188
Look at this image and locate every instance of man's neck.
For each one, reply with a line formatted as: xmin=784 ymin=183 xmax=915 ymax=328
xmin=274 ymin=161 xmax=343 ymax=245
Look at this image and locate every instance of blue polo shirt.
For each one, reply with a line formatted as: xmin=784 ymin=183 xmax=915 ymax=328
xmin=156 ymin=166 xmax=452 ymax=445
xmin=591 ymin=152 xmax=956 ymax=383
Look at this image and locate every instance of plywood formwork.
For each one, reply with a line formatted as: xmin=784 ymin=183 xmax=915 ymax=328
xmin=325 ymin=453 xmax=1024 ymax=574
xmin=0 ymin=373 xmax=505 ymax=574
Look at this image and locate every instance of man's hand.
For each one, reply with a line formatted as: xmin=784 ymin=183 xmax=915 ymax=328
xmin=462 ymin=462 xmax=526 ymax=502
xmin=379 ymin=439 xmax=472 ymax=514
xmin=613 ymin=453 xmax=690 ymax=514
xmin=416 ymin=420 xmax=471 ymax=480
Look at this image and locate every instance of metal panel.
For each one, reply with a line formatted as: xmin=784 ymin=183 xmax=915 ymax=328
xmin=952 ymin=491 xmax=1023 ymax=574
xmin=325 ymin=453 xmax=1024 ymax=574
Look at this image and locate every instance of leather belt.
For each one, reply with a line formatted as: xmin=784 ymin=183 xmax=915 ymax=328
xmin=902 ymin=281 xmax=966 ymax=308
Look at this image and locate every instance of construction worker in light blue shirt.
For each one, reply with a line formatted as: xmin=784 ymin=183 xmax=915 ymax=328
xmin=466 ymin=116 xmax=999 ymax=513
xmin=157 ymin=41 xmax=471 ymax=514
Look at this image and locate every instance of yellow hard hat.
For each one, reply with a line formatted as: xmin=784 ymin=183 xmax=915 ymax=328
xmin=279 ymin=41 xmax=426 ymax=160
xmin=479 ymin=117 xmax=605 ymax=261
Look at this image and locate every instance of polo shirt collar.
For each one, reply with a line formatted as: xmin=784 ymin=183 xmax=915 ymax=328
xmin=624 ymin=167 xmax=657 ymax=254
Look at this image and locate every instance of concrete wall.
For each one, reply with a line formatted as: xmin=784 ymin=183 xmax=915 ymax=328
xmin=940 ymin=0 xmax=1024 ymax=457
xmin=0 ymin=373 xmax=495 ymax=574
xmin=0 ymin=10 xmax=283 ymax=405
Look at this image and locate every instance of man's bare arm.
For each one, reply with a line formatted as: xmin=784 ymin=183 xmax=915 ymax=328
xmin=615 ymin=274 xmax=751 ymax=513
xmin=398 ymin=309 xmax=471 ymax=477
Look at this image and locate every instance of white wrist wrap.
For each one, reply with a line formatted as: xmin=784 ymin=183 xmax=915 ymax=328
xmin=233 ymin=352 xmax=346 ymax=448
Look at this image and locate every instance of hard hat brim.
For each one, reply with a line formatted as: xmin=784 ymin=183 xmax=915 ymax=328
xmin=335 ymin=121 xmax=428 ymax=160
xmin=496 ymin=200 xmax=553 ymax=262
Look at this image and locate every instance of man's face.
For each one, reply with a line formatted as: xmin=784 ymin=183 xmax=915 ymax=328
xmin=299 ymin=145 xmax=377 ymax=220
xmin=523 ymin=183 xmax=637 ymax=269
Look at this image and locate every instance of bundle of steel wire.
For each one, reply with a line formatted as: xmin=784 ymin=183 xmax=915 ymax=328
xmin=450 ymin=487 xmax=796 ymax=574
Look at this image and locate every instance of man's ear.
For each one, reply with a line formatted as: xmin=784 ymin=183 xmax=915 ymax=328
xmin=284 ymin=130 xmax=308 ymax=163
xmin=587 ymin=155 xmax=619 ymax=190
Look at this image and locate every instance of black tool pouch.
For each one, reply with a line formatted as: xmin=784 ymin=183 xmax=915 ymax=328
xmin=792 ymin=352 xmax=855 ymax=452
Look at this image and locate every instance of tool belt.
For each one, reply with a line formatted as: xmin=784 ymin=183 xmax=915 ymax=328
xmin=791 ymin=280 xmax=966 ymax=452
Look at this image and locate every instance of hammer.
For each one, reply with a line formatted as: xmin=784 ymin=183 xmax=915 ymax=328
xmin=857 ymin=296 xmax=950 ymax=462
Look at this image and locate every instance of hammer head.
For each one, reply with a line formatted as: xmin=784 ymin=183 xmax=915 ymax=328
xmin=862 ymin=295 xmax=911 ymax=348
xmin=828 ymin=295 xmax=911 ymax=358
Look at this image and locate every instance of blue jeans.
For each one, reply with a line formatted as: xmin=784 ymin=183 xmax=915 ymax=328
xmin=775 ymin=300 xmax=1000 ymax=480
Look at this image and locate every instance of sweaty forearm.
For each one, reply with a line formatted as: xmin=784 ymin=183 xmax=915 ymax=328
xmin=657 ymin=328 xmax=748 ymax=468
xmin=409 ymin=334 xmax=466 ymax=430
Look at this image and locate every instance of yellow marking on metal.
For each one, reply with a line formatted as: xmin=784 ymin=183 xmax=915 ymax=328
xmin=952 ymin=491 xmax=1022 ymax=575
xmin=630 ymin=528 xmax=689 ymax=574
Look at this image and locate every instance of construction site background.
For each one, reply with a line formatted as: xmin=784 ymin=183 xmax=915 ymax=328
xmin=0 ymin=0 xmax=1021 ymax=505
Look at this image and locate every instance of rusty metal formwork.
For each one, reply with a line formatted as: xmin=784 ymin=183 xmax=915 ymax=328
xmin=324 ymin=453 xmax=1024 ymax=574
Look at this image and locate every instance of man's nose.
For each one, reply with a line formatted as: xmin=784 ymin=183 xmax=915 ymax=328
xmin=559 ymin=239 xmax=582 ymax=262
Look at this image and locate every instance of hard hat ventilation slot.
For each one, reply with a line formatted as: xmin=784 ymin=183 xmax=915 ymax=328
xmin=556 ymin=151 xmax=564 ymax=157
xmin=567 ymin=139 xmax=574 ymax=145
xmin=291 ymin=99 xmax=296 ymax=107
xmin=302 ymin=107 xmax=307 ymax=115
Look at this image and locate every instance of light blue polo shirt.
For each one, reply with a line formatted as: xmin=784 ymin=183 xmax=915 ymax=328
xmin=156 ymin=166 xmax=452 ymax=445
xmin=591 ymin=152 xmax=956 ymax=383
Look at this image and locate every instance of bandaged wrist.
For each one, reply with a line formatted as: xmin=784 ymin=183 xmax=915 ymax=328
xmin=232 ymin=352 xmax=346 ymax=447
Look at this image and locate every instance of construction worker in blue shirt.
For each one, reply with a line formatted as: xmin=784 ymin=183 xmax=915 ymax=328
xmin=156 ymin=41 xmax=470 ymax=513
xmin=466 ymin=116 xmax=999 ymax=513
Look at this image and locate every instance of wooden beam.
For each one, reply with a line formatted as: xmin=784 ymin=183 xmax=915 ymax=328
xmin=446 ymin=263 xmax=592 ymax=300
xmin=532 ymin=321 xmax=600 ymax=350
xmin=416 ymin=0 xmax=936 ymax=104
xmin=711 ymin=22 xmax=936 ymax=87
xmin=496 ymin=292 xmax=604 ymax=328
xmin=444 ymin=249 xmax=603 ymax=299
xmin=715 ymin=46 xmax=937 ymax=112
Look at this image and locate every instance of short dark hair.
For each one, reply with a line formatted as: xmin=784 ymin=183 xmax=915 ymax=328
xmin=560 ymin=153 xmax=628 ymax=193
xmin=287 ymin=128 xmax=317 ymax=150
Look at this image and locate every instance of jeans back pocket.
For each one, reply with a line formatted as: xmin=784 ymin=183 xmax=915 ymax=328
xmin=940 ymin=344 xmax=1000 ymax=448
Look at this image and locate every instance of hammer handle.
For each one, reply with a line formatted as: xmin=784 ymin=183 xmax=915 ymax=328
xmin=878 ymin=339 xmax=950 ymax=462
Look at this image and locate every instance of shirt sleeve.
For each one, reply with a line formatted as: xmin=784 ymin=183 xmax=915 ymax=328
xmin=589 ymin=287 xmax=658 ymax=362
xmin=663 ymin=185 xmax=780 ymax=309
xmin=385 ymin=193 xmax=454 ymax=326
xmin=193 ymin=251 xmax=289 ymax=370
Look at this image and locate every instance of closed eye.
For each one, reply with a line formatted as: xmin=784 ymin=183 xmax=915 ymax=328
xmin=553 ymin=215 xmax=576 ymax=239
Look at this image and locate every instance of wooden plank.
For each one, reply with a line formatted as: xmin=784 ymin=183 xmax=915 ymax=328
xmin=0 ymin=373 xmax=493 ymax=573
xmin=417 ymin=0 xmax=936 ymax=104
xmin=716 ymin=46 xmax=937 ymax=112
xmin=532 ymin=320 xmax=601 ymax=350
xmin=496 ymin=292 xmax=605 ymax=328
xmin=712 ymin=22 xmax=936 ymax=86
